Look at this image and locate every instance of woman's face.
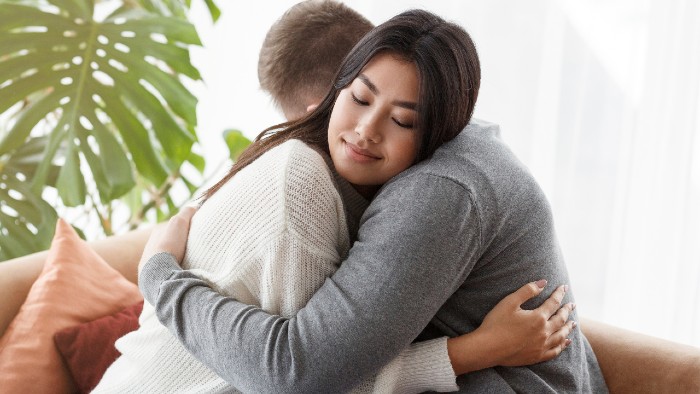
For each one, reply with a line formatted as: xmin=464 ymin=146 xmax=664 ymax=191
xmin=328 ymin=52 xmax=420 ymax=198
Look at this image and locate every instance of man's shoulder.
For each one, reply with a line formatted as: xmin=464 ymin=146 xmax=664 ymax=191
xmin=400 ymin=118 xmax=527 ymax=186
xmin=462 ymin=117 xmax=502 ymax=138
xmin=380 ymin=118 xmax=549 ymax=219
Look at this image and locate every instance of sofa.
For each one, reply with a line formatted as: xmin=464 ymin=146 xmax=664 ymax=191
xmin=580 ymin=318 xmax=700 ymax=393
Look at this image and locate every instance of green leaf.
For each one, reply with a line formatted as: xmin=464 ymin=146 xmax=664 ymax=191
xmin=2 ymin=136 xmax=62 ymax=186
xmin=89 ymin=117 xmax=136 ymax=199
xmin=0 ymin=87 xmax=69 ymax=156
xmin=98 ymin=88 xmax=169 ymax=185
xmin=97 ymin=25 xmax=199 ymax=125
xmin=97 ymin=58 xmax=195 ymax=163
xmin=122 ymin=183 xmax=145 ymax=220
xmin=181 ymin=173 xmax=200 ymax=194
xmin=128 ymin=0 xmax=187 ymax=20
xmin=0 ymin=0 xmax=215 ymax=256
xmin=56 ymin=141 xmax=86 ymax=206
xmin=122 ymin=39 xmax=201 ymax=81
xmin=223 ymin=129 xmax=251 ymax=162
xmin=108 ymin=16 xmax=201 ymax=45
xmin=204 ymin=0 xmax=221 ymax=23
xmin=0 ymin=1 xmax=202 ymax=199
xmin=0 ymin=176 xmax=57 ymax=260
xmin=76 ymin=118 xmax=135 ymax=202
xmin=30 ymin=115 xmax=68 ymax=193
xmin=48 ymin=0 xmax=93 ymax=20
xmin=187 ymin=150 xmax=205 ymax=173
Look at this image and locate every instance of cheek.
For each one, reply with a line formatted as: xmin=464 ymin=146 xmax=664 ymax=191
xmin=328 ymin=99 xmax=350 ymax=138
xmin=327 ymin=110 xmax=342 ymax=142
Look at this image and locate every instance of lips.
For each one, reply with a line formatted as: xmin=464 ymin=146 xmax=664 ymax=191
xmin=344 ymin=140 xmax=381 ymax=163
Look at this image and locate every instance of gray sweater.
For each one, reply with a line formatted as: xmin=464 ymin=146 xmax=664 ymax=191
xmin=140 ymin=119 xmax=607 ymax=393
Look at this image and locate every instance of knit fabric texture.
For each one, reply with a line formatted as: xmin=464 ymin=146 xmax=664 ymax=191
xmin=94 ymin=140 xmax=457 ymax=393
xmin=137 ymin=120 xmax=607 ymax=393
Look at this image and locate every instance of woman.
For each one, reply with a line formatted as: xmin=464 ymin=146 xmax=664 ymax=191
xmin=96 ymin=9 xmax=574 ymax=393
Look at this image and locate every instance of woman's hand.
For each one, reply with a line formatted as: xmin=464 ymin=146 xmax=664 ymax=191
xmin=447 ymin=280 xmax=576 ymax=375
xmin=137 ymin=206 xmax=197 ymax=274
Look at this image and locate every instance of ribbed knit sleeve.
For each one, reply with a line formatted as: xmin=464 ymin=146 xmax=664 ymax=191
xmin=355 ymin=337 xmax=458 ymax=393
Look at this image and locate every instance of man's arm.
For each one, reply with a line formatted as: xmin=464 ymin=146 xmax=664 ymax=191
xmin=141 ymin=174 xmax=481 ymax=392
xmin=0 ymin=224 xmax=158 ymax=336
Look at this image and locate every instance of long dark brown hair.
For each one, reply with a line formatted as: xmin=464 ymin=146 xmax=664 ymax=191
xmin=203 ymin=9 xmax=480 ymax=201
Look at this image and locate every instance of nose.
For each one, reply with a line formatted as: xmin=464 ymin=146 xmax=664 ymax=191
xmin=355 ymin=112 xmax=382 ymax=144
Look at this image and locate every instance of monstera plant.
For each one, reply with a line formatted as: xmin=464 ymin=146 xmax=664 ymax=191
xmin=0 ymin=0 xmax=248 ymax=260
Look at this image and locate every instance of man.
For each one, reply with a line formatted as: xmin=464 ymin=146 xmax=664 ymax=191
xmin=138 ymin=1 xmax=606 ymax=393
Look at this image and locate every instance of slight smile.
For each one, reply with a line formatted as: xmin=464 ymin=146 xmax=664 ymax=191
xmin=344 ymin=140 xmax=381 ymax=163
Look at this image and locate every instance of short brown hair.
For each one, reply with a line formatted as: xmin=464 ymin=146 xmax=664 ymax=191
xmin=258 ymin=0 xmax=373 ymax=118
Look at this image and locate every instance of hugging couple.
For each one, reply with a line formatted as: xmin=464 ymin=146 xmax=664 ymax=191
xmin=32 ymin=1 xmax=610 ymax=392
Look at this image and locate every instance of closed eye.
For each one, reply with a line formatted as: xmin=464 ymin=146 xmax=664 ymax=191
xmin=351 ymin=93 xmax=369 ymax=106
xmin=393 ymin=118 xmax=414 ymax=129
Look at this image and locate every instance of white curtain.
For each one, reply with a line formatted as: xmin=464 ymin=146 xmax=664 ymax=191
xmin=528 ymin=0 xmax=700 ymax=347
xmin=192 ymin=0 xmax=700 ymax=346
xmin=429 ymin=0 xmax=700 ymax=346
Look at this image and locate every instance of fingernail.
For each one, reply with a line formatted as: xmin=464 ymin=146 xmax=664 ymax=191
xmin=536 ymin=279 xmax=547 ymax=288
xmin=571 ymin=303 xmax=577 ymax=310
xmin=572 ymin=321 xmax=578 ymax=329
xmin=565 ymin=338 xmax=572 ymax=346
xmin=563 ymin=285 xmax=569 ymax=292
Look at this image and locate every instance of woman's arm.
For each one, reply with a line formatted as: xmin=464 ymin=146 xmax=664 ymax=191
xmin=358 ymin=281 xmax=574 ymax=393
xmin=142 ymin=209 xmax=574 ymax=393
xmin=448 ymin=282 xmax=575 ymax=375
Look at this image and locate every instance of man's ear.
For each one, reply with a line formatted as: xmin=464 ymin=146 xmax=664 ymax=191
xmin=306 ymin=104 xmax=319 ymax=112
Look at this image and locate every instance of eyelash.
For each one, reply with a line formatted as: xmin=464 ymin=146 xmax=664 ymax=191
xmin=351 ymin=93 xmax=368 ymax=106
xmin=351 ymin=93 xmax=414 ymax=129
xmin=393 ymin=119 xmax=413 ymax=129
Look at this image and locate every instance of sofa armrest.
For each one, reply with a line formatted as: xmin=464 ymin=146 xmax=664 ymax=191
xmin=581 ymin=318 xmax=700 ymax=393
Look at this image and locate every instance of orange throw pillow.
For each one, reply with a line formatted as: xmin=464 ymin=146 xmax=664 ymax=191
xmin=0 ymin=219 xmax=143 ymax=393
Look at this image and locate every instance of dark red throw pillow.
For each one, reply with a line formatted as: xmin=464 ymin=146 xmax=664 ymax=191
xmin=53 ymin=300 xmax=144 ymax=393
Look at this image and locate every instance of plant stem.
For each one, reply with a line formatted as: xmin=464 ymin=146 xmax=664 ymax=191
xmin=129 ymin=170 xmax=180 ymax=230
xmin=89 ymin=193 xmax=112 ymax=236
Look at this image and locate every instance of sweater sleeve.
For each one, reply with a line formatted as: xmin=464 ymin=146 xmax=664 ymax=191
xmin=140 ymin=254 xmax=458 ymax=393
xmin=356 ymin=337 xmax=458 ymax=393
xmin=140 ymin=174 xmax=478 ymax=393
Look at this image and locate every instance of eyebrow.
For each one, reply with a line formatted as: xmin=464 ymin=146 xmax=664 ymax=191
xmin=358 ymin=74 xmax=417 ymax=111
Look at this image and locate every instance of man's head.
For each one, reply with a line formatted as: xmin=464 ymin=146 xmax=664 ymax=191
xmin=258 ymin=0 xmax=374 ymax=120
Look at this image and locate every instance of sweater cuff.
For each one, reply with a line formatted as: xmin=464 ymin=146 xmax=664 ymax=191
xmin=395 ymin=337 xmax=459 ymax=393
xmin=138 ymin=252 xmax=182 ymax=305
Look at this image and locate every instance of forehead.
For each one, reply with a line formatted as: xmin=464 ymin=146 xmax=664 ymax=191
xmin=356 ymin=52 xmax=419 ymax=99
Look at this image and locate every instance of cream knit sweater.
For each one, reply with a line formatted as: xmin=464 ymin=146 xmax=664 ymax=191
xmin=94 ymin=140 xmax=457 ymax=393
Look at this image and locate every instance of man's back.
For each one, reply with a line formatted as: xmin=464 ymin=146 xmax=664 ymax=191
xmin=408 ymin=119 xmax=607 ymax=392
